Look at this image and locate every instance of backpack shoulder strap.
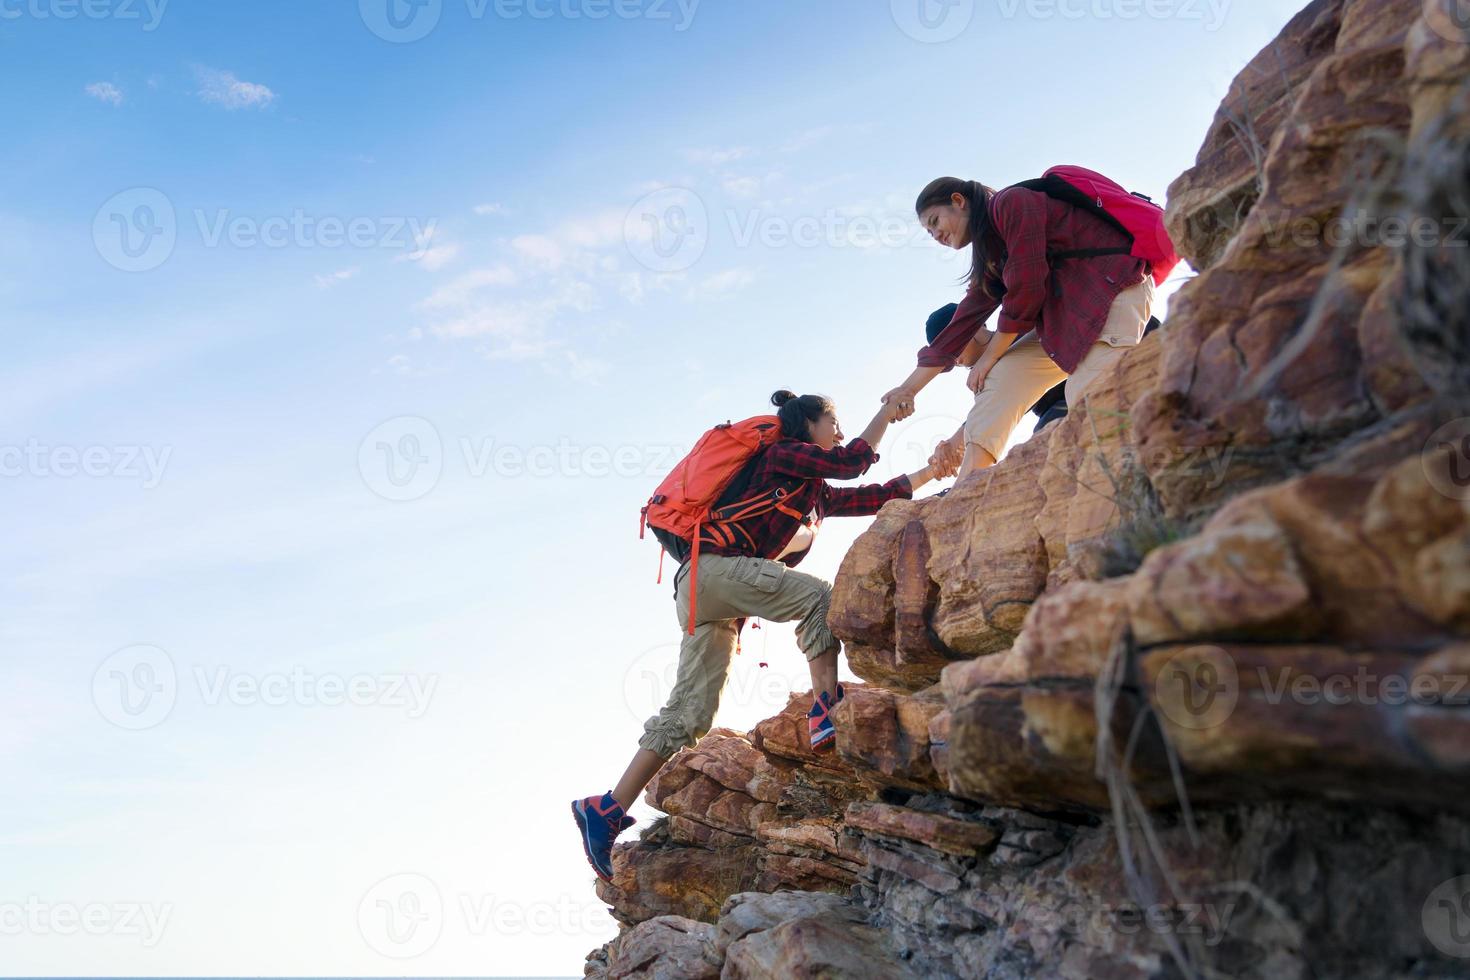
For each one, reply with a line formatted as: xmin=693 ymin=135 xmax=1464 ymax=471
xmin=1010 ymin=174 xmax=1134 ymax=263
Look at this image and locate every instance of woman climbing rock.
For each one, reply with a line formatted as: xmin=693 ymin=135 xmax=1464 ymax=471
xmin=883 ymin=169 xmax=1174 ymax=482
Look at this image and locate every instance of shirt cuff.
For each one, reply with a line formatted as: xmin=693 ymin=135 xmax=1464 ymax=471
xmin=893 ymin=474 xmax=914 ymax=499
xmin=916 ymin=348 xmax=958 ymax=370
xmin=997 ymin=313 xmax=1035 ymax=334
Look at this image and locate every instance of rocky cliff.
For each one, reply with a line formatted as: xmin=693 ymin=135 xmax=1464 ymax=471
xmin=585 ymin=2 xmax=1470 ymax=976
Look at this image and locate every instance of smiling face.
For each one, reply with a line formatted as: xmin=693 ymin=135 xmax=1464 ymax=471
xmin=808 ymin=410 xmax=843 ymax=450
xmin=920 ymin=192 xmax=972 ymax=250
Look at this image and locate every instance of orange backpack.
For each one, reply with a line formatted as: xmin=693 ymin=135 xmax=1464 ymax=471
xmin=640 ymin=416 xmax=795 ymax=633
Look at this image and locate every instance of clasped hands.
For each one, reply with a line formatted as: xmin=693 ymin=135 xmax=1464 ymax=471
xmin=878 ymin=386 xmax=963 ymax=480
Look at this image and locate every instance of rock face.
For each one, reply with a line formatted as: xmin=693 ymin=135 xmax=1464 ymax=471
xmin=584 ymin=3 xmax=1470 ymax=977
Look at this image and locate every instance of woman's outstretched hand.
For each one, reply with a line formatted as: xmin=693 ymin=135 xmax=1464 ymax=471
xmin=882 ymin=387 xmax=916 ymax=422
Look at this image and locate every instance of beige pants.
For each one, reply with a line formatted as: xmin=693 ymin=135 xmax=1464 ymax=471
xmin=963 ymin=276 xmax=1156 ymax=462
xmin=637 ymin=554 xmax=839 ymax=759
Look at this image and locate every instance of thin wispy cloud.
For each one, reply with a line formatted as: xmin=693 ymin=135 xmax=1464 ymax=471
xmin=722 ymin=175 xmax=762 ymax=198
xmin=396 ymin=226 xmax=459 ymax=271
xmin=683 ymin=146 xmax=753 ymax=167
xmin=84 ymin=82 xmax=124 ymax=106
xmin=419 ymin=265 xmax=517 ymax=309
xmin=779 ymin=122 xmax=872 ymax=153
xmin=312 ymin=267 xmax=358 ymax=289
xmin=510 ymin=234 xmax=564 ymax=269
xmin=689 ymin=267 xmax=755 ymax=300
xmin=508 ymin=210 xmax=629 ymax=272
xmin=195 ymin=67 xmax=276 ymax=110
xmin=473 ymin=203 xmax=505 ymax=216
xmin=412 ymin=243 xmax=460 ymax=270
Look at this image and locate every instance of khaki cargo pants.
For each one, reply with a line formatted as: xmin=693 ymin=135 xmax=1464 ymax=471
xmin=638 ymin=554 xmax=838 ymax=759
xmin=964 ymin=276 xmax=1156 ymax=462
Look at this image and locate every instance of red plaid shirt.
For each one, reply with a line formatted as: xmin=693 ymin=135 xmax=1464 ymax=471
xmin=918 ymin=186 xmax=1147 ymax=374
xmin=697 ymin=437 xmax=912 ymax=567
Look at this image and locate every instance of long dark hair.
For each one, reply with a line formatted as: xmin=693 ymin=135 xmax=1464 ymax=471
xmin=771 ymin=390 xmax=834 ymax=442
xmin=916 ymin=177 xmax=1003 ymax=297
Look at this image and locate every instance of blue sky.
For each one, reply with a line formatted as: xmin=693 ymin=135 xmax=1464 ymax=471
xmin=2 ymin=0 xmax=1305 ymax=974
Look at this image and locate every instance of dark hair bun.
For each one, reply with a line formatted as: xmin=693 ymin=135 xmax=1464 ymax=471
xmin=771 ymin=390 xmax=798 ymax=407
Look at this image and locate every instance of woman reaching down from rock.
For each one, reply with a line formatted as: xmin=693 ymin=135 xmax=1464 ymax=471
xmin=883 ymin=171 xmax=1171 ymax=483
xmin=572 ymin=390 xmax=952 ymax=883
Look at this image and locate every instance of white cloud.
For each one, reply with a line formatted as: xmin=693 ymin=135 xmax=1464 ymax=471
xmin=689 ymin=267 xmax=755 ymax=299
xmin=412 ymin=243 xmax=459 ymax=270
xmin=780 ymin=126 xmax=833 ymax=153
xmin=563 ymin=350 xmax=610 ymax=382
xmin=428 ymin=300 xmax=561 ymax=364
xmin=195 ymin=67 xmax=276 ymax=110
xmin=410 ymin=206 xmax=659 ymax=362
xmin=779 ymin=122 xmax=873 ymax=154
xmin=313 ymin=267 xmax=359 ymax=290
xmin=683 ymin=146 xmax=753 ymax=167
xmin=431 ymin=305 xmax=536 ymax=341
xmin=473 ymin=203 xmax=505 ymax=216
xmin=717 ymin=168 xmax=783 ymax=200
xmin=393 ymin=224 xmax=458 ymax=272
xmin=510 ymin=234 xmax=564 ymax=269
xmin=557 ymin=211 xmax=625 ymax=249
xmin=419 ymin=265 xmax=517 ymax=309
xmin=722 ymin=176 xmax=762 ymax=198
xmin=85 ymin=82 xmax=124 ymax=106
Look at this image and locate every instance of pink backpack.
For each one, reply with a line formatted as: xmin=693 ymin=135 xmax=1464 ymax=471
xmin=1011 ymin=165 xmax=1180 ymax=286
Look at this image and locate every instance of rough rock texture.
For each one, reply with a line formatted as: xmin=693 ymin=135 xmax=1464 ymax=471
xmin=1137 ymin=0 xmax=1428 ymax=518
xmin=1164 ymin=0 xmax=1345 ymax=272
xmin=585 ymin=2 xmax=1470 ymax=976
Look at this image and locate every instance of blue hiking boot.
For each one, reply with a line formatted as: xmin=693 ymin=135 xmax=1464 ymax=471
xmin=571 ymin=791 xmax=635 ymax=882
xmin=807 ymin=682 xmax=846 ymax=752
